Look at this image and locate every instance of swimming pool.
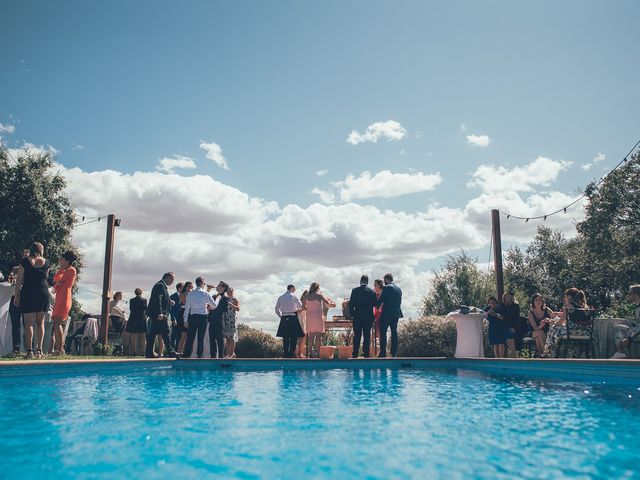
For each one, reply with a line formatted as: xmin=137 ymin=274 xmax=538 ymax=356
xmin=1 ymin=360 xmax=639 ymax=479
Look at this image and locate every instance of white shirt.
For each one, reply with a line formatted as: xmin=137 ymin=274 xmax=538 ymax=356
xmin=183 ymin=287 xmax=217 ymax=321
xmin=275 ymin=291 xmax=302 ymax=317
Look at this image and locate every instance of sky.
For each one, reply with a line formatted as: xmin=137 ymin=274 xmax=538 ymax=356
xmin=1 ymin=0 xmax=639 ymax=331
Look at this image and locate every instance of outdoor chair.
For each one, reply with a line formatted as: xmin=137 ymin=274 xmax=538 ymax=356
xmin=557 ymin=308 xmax=596 ymax=359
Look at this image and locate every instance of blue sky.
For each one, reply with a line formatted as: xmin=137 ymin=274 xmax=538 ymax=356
xmin=2 ymin=0 xmax=639 ymax=324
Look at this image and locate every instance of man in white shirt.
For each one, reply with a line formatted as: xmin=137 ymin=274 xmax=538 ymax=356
xmin=182 ymin=277 xmax=217 ymax=358
xmin=275 ymin=284 xmax=303 ymax=358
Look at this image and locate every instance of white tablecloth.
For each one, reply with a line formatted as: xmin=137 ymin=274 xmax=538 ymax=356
xmin=187 ymin=323 xmax=212 ymax=358
xmin=0 ymin=283 xmax=14 ymax=355
xmin=447 ymin=310 xmax=485 ymax=358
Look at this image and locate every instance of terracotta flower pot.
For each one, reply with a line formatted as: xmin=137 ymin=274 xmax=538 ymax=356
xmin=337 ymin=345 xmax=352 ymax=359
xmin=319 ymin=346 xmax=336 ymax=359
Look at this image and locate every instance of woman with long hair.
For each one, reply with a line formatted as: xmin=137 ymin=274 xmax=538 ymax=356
xmin=303 ymin=282 xmax=336 ymax=358
xmin=485 ymin=296 xmax=506 ymax=358
xmin=501 ymin=292 xmax=520 ymax=358
xmin=14 ymin=242 xmax=51 ymax=358
xmin=51 ymin=251 xmax=77 ymax=356
xmin=177 ymin=281 xmax=193 ymax=354
xmin=544 ymin=288 xmax=589 ymax=357
xmin=527 ymin=293 xmax=553 ymax=356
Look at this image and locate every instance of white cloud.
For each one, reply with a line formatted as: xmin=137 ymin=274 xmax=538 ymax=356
xmin=347 ymin=120 xmax=407 ymax=145
xmin=51 ymin=151 xmax=580 ymax=329
xmin=581 ymin=152 xmax=606 ymax=171
xmin=415 ymin=130 xmax=424 ymax=138
xmin=313 ymin=170 xmax=443 ymax=203
xmin=71 ymin=143 xmax=84 ymax=151
xmin=460 ymin=124 xmax=468 ymax=132
xmin=466 ymin=134 xmax=492 ymax=147
xmin=0 ymin=123 xmax=15 ymax=134
xmin=400 ymin=149 xmax=406 ymax=155
xmin=199 ymin=141 xmax=229 ymax=170
xmin=315 ymin=169 xmax=328 ymax=177
xmin=156 ymin=154 xmax=197 ymax=174
xmin=8 ymin=142 xmax=58 ymax=158
xmin=468 ymin=156 xmax=571 ymax=194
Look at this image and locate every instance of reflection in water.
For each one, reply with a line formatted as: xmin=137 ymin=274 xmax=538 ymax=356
xmin=1 ymin=366 xmax=639 ymax=479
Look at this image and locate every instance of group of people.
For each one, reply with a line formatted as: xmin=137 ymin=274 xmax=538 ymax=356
xmin=110 ymin=273 xmax=240 ymax=359
xmin=482 ymin=284 xmax=640 ymax=359
xmin=4 ymin=240 xmax=639 ymax=362
xmin=274 ymin=273 xmax=403 ymax=358
xmin=5 ymin=242 xmax=77 ymax=358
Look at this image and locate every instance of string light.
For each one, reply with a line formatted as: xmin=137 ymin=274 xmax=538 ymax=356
xmin=500 ymin=137 xmax=640 ymax=223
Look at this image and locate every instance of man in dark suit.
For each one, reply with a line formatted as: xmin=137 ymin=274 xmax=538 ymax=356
xmin=145 ymin=272 xmax=179 ymax=358
xmin=349 ymin=275 xmax=377 ymax=358
xmin=375 ymin=273 xmax=403 ymax=357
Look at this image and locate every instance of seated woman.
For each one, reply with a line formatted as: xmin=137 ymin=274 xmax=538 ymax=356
xmin=484 ymin=296 xmax=506 ymax=358
xmin=527 ymin=293 xmax=553 ymax=356
xmin=500 ymin=292 xmax=520 ymax=358
xmin=543 ymin=288 xmax=590 ymax=358
xmin=109 ymin=291 xmax=126 ymax=333
xmin=611 ymin=284 xmax=640 ymax=359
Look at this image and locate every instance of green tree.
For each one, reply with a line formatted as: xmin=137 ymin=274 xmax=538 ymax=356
xmin=577 ymin=149 xmax=640 ymax=315
xmin=503 ymin=226 xmax=585 ymax=310
xmin=0 ymin=148 xmax=78 ymax=277
xmin=421 ymin=251 xmax=494 ymax=316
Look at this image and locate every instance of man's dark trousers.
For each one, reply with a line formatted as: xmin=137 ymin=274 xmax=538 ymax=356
xmin=352 ymin=317 xmax=373 ymax=357
xmin=183 ymin=314 xmax=207 ymax=358
xmin=379 ymin=317 xmax=399 ymax=357
xmin=208 ymin=314 xmax=224 ymax=358
xmin=145 ymin=316 xmax=174 ymax=358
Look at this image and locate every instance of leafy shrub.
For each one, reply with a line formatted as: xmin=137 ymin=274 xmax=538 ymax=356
xmin=235 ymin=325 xmax=282 ymax=358
xmin=398 ymin=316 xmax=493 ymax=357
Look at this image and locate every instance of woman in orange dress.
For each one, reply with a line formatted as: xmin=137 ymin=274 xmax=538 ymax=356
xmin=51 ymin=251 xmax=77 ymax=355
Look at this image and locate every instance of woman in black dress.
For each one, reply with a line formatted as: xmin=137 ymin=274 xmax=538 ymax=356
xmin=14 ymin=242 xmax=51 ymax=358
xmin=124 ymin=288 xmax=148 ymax=356
xmin=176 ymin=281 xmax=193 ymax=354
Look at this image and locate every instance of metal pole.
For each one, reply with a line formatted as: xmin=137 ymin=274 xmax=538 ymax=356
xmin=100 ymin=214 xmax=116 ymax=348
xmin=491 ymin=209 xmax=505 ymax=302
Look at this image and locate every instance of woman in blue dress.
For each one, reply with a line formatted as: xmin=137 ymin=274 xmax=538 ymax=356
xmin=484 ymin=296 xmax=506 ymax=358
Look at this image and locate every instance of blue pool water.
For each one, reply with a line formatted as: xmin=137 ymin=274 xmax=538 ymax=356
xmin=1 ymin=364 xmax=639 ymax=479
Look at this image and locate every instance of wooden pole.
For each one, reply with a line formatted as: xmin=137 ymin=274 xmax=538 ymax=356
xmin=491 ymin=209 xmax=505 ymax=302
xmin=100 ymin=214 xmax=117 ymax=347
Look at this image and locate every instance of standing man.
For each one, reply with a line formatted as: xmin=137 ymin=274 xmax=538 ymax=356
xmin=170 ymin=282 xmax=184 ymax=351
xmin=375 ymin=273 xmax=403 ymax=358
xmin=182 ymin=277 xmax=217 ymax=358
xmin=207 ymin=281 xmax=229 ymax=359
xmin=275 ymin=284 xmax=304 ymax=358
xmin=349 ymin=275 xmax=376 ymax=358
xmin=145 ymin=272 xmax=179 ymax=358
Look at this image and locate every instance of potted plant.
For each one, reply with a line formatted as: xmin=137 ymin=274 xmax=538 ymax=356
xmin=319 ymin=345 xmax=336 ymax=359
